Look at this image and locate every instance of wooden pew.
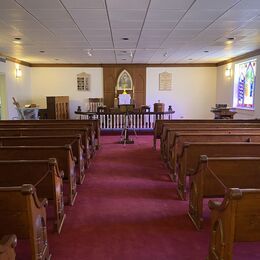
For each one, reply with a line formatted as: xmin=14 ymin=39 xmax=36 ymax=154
xmin=0 ymin=235 xmax=17 ymax=260
xmin=0 ymin=146 xmax=77 ymax=206
xmin=207 ymin=188 xmax=260 ymax=260
xmin=0 ymin=135 xmax=86 ymax=184
xmin=177 ymin=142 xmax=260 ymax=200
xmin=0 ymin=119 xmax=100 ymax=149
xmin=161 ymin=124 xmax=260 ymax=162
xmin=153 ymin=119 xmax=260 ymax=149
xmin=169 ymin=132 xmax=260 ymax=181
xmin=0 ymin=159 xmax=65 ymax=233
xmin=188 ymin=156 xmax=260 ymax=230
xmin=0 ymin=127 xmax=92 ymax=158
xmin=0 ymin=184 xmax=51 ymax=260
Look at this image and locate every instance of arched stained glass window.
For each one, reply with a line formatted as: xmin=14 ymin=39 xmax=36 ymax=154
xmin=233 ymin=59 xmax=257 ymax=109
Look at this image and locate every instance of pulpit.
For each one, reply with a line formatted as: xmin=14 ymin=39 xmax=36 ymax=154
xmin=211 ymin=105 xmax=237 ymax=119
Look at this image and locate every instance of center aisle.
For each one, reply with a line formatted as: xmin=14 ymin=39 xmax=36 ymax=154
xmin=48 ymin=135 xmax=209 ymax=259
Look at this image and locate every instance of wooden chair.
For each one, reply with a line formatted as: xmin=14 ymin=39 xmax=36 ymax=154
xmin=0 ymin=184 xmax=51 ymax=260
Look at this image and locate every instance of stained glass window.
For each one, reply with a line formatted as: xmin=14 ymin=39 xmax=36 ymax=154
xmin=233 ymin=59 xmax=257 ymax=109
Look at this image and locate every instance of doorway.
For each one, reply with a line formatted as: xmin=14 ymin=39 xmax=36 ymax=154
xmin=0 ymin=74 xmax=7 ymax=120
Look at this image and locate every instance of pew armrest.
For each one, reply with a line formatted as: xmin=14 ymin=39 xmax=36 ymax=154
xmin=0 ymin=234 xmax=17 ymax=250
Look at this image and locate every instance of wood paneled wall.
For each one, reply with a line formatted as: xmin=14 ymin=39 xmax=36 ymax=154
xmin=103 ymin=65 xmax=146 ymax=108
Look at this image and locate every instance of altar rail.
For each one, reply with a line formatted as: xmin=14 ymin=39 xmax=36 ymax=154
xmin=75 ymin=111 xmax=175 ymax=129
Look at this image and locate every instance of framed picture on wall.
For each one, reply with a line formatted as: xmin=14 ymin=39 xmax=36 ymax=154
xmin=77 ymin=72 xmax=90 ymax=91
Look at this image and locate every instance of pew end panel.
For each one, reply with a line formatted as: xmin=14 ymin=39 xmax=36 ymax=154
xmin=0 ymin=234 xmax=17 ymax=260
xmin=0 ymin=184 xmax=51 ymax=260
xmin=208 ymin=188 xmax=260 ymax=260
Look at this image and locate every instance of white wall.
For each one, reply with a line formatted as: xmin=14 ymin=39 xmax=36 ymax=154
xmin=0 ymin=61 xmax=32 ymax=119
xmin=216 ymin=55 xmax=260 ymax=119
xmin=146 ymin=67 xmax=217 ymax=119
xmin=31 ymin=67 xmax=103 ymax=118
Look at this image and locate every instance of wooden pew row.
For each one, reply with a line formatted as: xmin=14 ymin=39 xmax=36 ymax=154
xmin=0 ymin=159 xmax=65 ymax=233
xmin=207 ymin=188 xmax=260 ymax=260
xmin=0 ymin=234 xmax=17 ymax=260
xmin=0 ymin=146 xmax=77 ymax=206
xmin=177 ymin=142 xmax=260 ymax=200
xmin=169 ymin=133 xmax=260 ymax=181
xmin=188 ymin=156 xmax=260 ymax=230
xmin=153 ymin=119 xmax=260 ymax=149
xmin=0 ymin=135 xmax=86 ymax=184
xmin=0 ymin=184 xmax=51 ymax=260
xmin=161 ymin=123 xmax=260 ymax=162
xmin=0 ymin=119 xmax=100 ymax=150
xmin=0 ymin=127 xmax=92 ymax=159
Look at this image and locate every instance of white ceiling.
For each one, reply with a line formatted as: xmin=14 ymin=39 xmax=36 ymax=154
xmin=0 ymin=0 xmax=259 ymax=64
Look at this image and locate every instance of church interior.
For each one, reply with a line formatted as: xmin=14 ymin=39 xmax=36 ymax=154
xmin=0 ymin=0 xmax=260 ymax=259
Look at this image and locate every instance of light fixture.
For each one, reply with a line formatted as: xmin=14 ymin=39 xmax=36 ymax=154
xmin=130 ymin=51 xmax=133 ymax=57
xmin=87 ymin=50 xmax=92 ymax=57
xmin=225 ymin=67 xmax=232 ymax=77
xmin=13 ymin=37 xmax=22 ymax=44
xmin=226 ymin=37 xmax=235 ymax=45
xmin=163 ymin=52 xmax=168 ymax=57
xmin=16 ymin=67 xmax=22 ymax=78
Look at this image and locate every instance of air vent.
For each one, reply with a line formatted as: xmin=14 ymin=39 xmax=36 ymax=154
xmin=0 ymin=56 xmax=6 ymax=63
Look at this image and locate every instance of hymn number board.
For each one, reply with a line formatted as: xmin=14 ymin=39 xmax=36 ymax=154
xmin=159 ymin=72 xmax=172 ymax=91
xmin=77 ymin=72 xmax=90 ymax=91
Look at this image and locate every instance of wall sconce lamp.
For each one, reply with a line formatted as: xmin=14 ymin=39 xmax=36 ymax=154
xmin=225 ymin=67 xmax=232 ymax=77
xmin=16 ymin=67 xmax=22 ymax=78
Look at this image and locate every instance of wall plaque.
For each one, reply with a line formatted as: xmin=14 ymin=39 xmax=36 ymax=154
xmin=77 ymin=72 xmax=90 ymax=91
xmin=159 ymin=72 xmax=172 ymax=91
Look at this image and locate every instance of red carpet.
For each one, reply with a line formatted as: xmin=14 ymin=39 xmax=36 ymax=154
xmin=17 ymin=135 xmax=260 ymax=259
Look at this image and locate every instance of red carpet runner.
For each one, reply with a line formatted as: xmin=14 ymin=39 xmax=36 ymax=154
xmin=19 ymin=135 xmax=260 ymax=259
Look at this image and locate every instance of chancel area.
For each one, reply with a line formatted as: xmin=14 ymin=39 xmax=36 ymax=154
xmin=0 ymin=0 xmax=260 ymax=259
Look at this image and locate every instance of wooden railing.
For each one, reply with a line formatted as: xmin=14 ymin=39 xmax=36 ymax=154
xmin=75 ymin=111 xmax=175 ymax=129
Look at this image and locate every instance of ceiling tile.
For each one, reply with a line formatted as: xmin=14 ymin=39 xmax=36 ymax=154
xmin=107 ymin=0 xmax=150 ymax=10
xmin=146 ymin=9 xmax=186 ymax=21
xmin=109 ymin=9 xmax=146 ymax=21
xmin=15 ymin=0 xmax=63 ymax=9
xmin=61 ymin=0 xmax=105 ymax=9
xmin=149 ymin=0 xmax=194 ymax=10
xmin=191 ymin=0 xmax=240 ymax=10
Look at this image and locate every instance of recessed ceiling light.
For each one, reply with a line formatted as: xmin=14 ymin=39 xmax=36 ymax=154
xmin=55 ymin=58 xmax=59 ymax=61
xmin=120 ymin=50 xmax=127 ymax=53
xmin=40 ymin=50 xmax=45 ymax=53
xmin=188 ymin=58 xmax=193 ymax=61
xmin=163 ymin=52 xmax=168 ymax=57
xmin=203 ymin=50 xmax=209 ymax=53
xmin=87 ymin=50 xmax=92 ymax=56
xmin=226 ymin=37 xmax=235 ymax=44
xmin=122 ymin=58 xmax=127 ymax=60
xmin=121 ymin=37 xmax=129 ymax=41
xmin=13 ymin=37 xmax=22 ymax=44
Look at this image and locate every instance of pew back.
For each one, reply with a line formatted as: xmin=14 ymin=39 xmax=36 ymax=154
xmin=0 ymin=146 xmax=76 ymax=205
